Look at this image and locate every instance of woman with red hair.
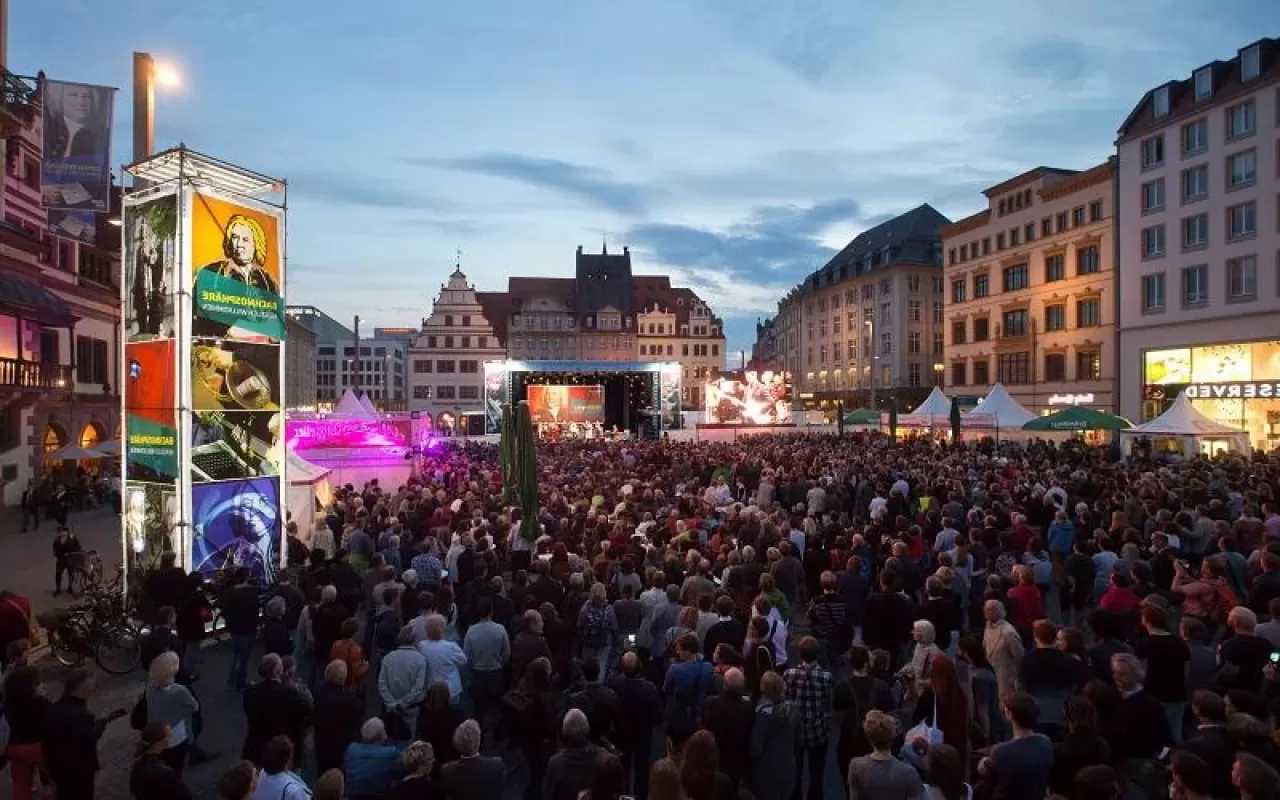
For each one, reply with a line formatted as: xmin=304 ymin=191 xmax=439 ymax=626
xmin=905 ymin=653 xmax=970 ymax=770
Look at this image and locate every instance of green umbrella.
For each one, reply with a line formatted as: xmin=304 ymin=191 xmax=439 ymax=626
xmin=949 ymin=396 xmax=962 ymax=444
xmin=1021 ymin=406 xmax=1133 ymax=432
xmin=888 ymin=398 xmax=898 ymax=438
xmin=841 ymin=408 xmax=881 ymax=425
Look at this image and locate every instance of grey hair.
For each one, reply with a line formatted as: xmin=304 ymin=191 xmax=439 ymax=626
xmin=259 ymin=653 xmax=283 ymax=680
xmin=361 ymin=717 xmax=387 ymax=743
xmin=265 ymin=596 xmax=286 ymax=618
xmin=425 ymin=613 xmax=447 ymax=641
xmin=320 ymin=585 xmax=338 ymax=602
xmin=453 ymin=719 xmax=482 ymax=756
xmin=397 ymin=625 xmax=417 ymax=647
xmin=913 ymin=619 xmax=936 ymax=644
xmin=561 ymin=708 xmax=590 ymax=742
xmin=403 ymin=740 xmax=435 ymax=774
xmin=1111 ymin=652 xmax=1145 ymax=682
xmin=324 ymin=659 xmax=348 ymax=684
xmin=984 ymin=599 xmax=1007 ymax=621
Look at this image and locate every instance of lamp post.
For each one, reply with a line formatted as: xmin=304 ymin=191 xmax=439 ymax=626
xmin=132 ymin=52 xmax=181 ymax=183
xmin=933 ymin=362 xmax=944 ymax=386
xmin=864 ymin=318 xmax=876 ymax=409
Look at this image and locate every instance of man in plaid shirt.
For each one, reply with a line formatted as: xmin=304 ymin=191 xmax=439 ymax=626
xmin=784 ymin=636 xmax=833 ymax=800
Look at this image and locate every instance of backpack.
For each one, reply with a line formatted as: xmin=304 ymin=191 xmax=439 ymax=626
xmin=1209 ymin=582 xmax=1241 ymax=625
xmin=582 ymin=605 xmax=607 ymax=649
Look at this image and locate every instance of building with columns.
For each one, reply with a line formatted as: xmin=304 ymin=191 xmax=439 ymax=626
xmin=760 ymin=205 xmax=950 ymax=413
xmin=1116 ymin=38 xmax=1280 ymax=449
xmin=941 ymin=161 xmax=1116 ymax=415
xmin=0 ymin=73 xmax=122 ymax=505
xmin=407 ymin=264 xmax=506 ymax=418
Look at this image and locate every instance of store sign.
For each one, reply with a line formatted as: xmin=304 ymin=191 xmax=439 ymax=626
xmin=1146 ymin=381 xmax=1280 ymax=400
xmin=1047 ymin=393 xmax=1094 ymax=406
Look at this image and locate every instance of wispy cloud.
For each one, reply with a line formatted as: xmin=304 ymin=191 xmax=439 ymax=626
xmin=409 ymin=153 xmax=658 ymax=216
xmin=287 ymin=169 xmax=442 ymax=211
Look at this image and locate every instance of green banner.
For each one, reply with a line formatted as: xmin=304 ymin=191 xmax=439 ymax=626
xmin=193 ymin=270 xmax=286 ymax=340
xmin=126 ymin=413 xmax=179 ymax=481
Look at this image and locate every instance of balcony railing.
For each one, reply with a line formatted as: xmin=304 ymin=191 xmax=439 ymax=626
xmin=0 ymin=69 xmax=37 ymax=131
xmin=0 ymin=357 xmax=74 ymax=390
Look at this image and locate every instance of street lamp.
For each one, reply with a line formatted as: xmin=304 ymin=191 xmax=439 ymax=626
xmin=132 ymin=52 xmax=182 ymax=168
xmin=933 ymin=362 xmax=944 ymax=386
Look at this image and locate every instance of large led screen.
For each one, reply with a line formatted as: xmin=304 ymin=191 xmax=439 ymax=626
xmin=527 ymin=384 xmax=604 ymax=424
xmin=704 ymin=369 xmax=793 ymax=424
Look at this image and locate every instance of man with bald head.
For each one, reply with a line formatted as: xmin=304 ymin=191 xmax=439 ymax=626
xmin=313 ymin=659 xmax=364 ymax=774
xmin=704 ymin=667 xmax=754 ymax=789
xmin=608 ymin=651 xmax=663 ymax=797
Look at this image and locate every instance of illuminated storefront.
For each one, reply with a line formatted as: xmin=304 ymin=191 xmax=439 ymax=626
xmin=1142 ymin=340 xmax=1280 ymax=450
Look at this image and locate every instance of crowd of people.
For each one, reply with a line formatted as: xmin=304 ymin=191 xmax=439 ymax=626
xmin=4 ymin=431 xmax=1280 ymax=800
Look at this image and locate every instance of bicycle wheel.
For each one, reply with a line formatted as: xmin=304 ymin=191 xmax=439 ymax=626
xmin=94 ymin=625 xmax=142 ymax=675
xmin=52 ymin=634 xmax=85 ymax=668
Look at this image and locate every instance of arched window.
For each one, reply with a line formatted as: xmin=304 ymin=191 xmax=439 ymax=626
xmin=79 ymin=421 xmax=106 ymax=451
xmin=42 ymin=423 xmax=67 ymax=469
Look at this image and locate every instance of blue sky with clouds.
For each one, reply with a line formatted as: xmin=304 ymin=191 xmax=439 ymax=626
xmin=12 ymin=1 xmax=1273 ymax=355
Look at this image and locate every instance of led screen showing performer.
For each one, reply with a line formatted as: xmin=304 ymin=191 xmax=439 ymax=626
xmin=704 ymin=369 xmax=793 ymax=424
xmin=190 ymin=476 xmax=280 ymax=584
xmin=527 ymin=384 xmax=604 ymax=424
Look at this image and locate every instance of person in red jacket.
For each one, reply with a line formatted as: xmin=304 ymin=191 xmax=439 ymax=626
xmin=1006 ymin=565 xmax=1045 ymax=635
xmin=1099 ymin=572 xmax=1142 ymax=616
xmin=0 ymin=590 xmax=33 ymax=668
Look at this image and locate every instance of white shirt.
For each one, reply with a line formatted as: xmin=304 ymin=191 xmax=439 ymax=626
xmin=254 ymin=769 xmax=311 ymax=799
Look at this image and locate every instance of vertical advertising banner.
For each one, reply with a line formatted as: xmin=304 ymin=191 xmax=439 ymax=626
xmin=190 ymin=192 xmax=285 ymax=342
xmin=125 ymin=194 xmax=178 ymax=341
xmin=483 ymin=361 xmax=510 ymax=434
xmin=183 ymin=188 xmax=287 ymax=585
xmin=124 ymin=339 xmax=179 ymax=483
xmin=41 ymin=79 xmax=115 ymax=212
xmin=659 ymin=362 xmax=682 ymax=431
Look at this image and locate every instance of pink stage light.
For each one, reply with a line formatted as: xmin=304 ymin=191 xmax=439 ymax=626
xmin=286 ymin=418 xmax=410 ymax=452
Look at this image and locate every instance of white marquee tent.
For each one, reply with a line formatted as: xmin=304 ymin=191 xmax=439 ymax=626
xmin=332 ymin=389 xmax=378 ymax=420
xmin=1120 ymin=392 xmax=1251 ymax=454
xmin=358 ymin=393 xmax=378 ymax=416
xmin=897 ymin=386 xmax=953 ymax=428
xmin=965 ymin=383 xmax=1037 ymax=429
xmin=286 ymin=448 xmax=333 ymax=537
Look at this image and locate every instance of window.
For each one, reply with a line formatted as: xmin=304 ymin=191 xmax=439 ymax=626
xmin=437 ymin=359 xmax=456 ymax=373
xmin=1077 ymin=246 xmax=1099 ymax=275
xmin=1227 ymin=201 xmax=1256 ymax=240
xmin=1181 ymin=165 xmax=1209 ymax=204
xmin=443 ymin=336 xmax=454 ymax=348
xmin=1076 ymin=351 xmax=1101 ymax=381
xmin=951 ymin=320 xmax=966 ymax=345
xmin=1002 ymin=264 xmax=1028 ymax=292
xmin=933 ymin=302 xmax=943 ymax=324
xmin=879 ymin=304 xmax=890 ymax=324
xmin=444 ymin=315 xmax=454 ymax=327
xmin=1077 ymin=297 xmax=1101 ymax=327
xmin=1141 ymin=225 xmax=1166 ymax=259
xmin=908 ymin=332 xmax=921 ymax=354
xmin=1010 ymin=227 xmax=1021 ymax=246
xmin=1089 ymin=201 xmax=1103 ymax=222
xmin=973 ymin=359 xmax=990 ymax=385
xmin=1227 ymin=255 xmax=1257 ymax=300
xmin=1044 ymin=354 xmax=1066 ymax=382
xmin=973 ymin=318 xmax=989 ymax=342
xmin=1141 ymin=179 xmax=1165 ymax=213
xmin=1056 ymin=212 xmax=1069 ymax=232
xmin=1153 ymin=85 xmax=1170 ymax=117
xmin=1141 ymin=135 xmax=1164 ymax=169
xmin=1072 ymin=207 xmax=1086 ymax=227
xmin=436 ymin=386 xmax=456 ymax=400
xmin=995 ymin=232 xmax=1005 ymax=250
xmin=949 ymin=248 xmax=956 ymax=265
xmin=426 ymin=336 xmax=438 ymax=349
xmin=1226 ymin=149 xmax=1256 ymax=189
xmin=1182 ymin=214 xmax=1208 ymax=250
xmin=908 ymin=275 xmax=920 ymax=293
xmin=1241 ymin=44 xmax=1261 ymax=80
xmin=1226 ymin=101 xmax=1255 ymax=140
xmin=1041 ymin=217 xmax=1052 ymax=237
xmin=973 ymin=274 xmax=989 ymax=299
xmin=1182 ymin=264 xmax=1209 ymax=307
xmin=997 ymin=353 xmax=1030 ymax=385
xmin=1045 ymin=254 xmax=1065 ymax=282
xmin=1002 ymin=309 xmax=1028 ymax=337
xmin=458 ymin=386 xmax=479 ymax=400
xmin=1182 ymin=120 xmax=1208 ymax=156
xmin=880 ymin=333 xmax=891 ymax=355
xmin=460 ymin=360 xmax=479 ymax=373
xmin=1142 ymin=273 xmax=1166 ymax=312
xmin=908 ymin=363 xmax=922 ymax=387
xmin=1044 ymin=304 xmax=1066 ymax=332
xmin=412 ymin=386 xmax=432 ymax=400
xmin=413 ymin=359 xmax=433 ymax=373
xmin=951 ymin=279 xmax=966 ymax=304
xmin=75 ymin=337 xmax=108 ymax=385
xmin=1194 ymin=67 xmax=1213 ymax=100
xmin=951 ymin=362 xmax=967 ymax=386
xmin=1024 ymin=223 xmax=1036 ymax=242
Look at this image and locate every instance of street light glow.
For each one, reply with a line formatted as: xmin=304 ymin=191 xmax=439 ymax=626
xmin=152 ymin=62 xmax=182 ymax=89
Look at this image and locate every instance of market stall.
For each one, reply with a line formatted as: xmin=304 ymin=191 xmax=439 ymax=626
xmin=1120 ymin=391 xmax=1251 ymax=456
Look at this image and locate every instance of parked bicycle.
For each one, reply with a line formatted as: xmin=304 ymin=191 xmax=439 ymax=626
xmin=64 ymin=549 xmax=104 ymax=597
xmin=37 ymin=570 xmax=142 ymax=674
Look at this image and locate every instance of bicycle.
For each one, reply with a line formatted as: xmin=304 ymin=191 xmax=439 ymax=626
xmin=65 ymin=550 xmax=104 ymax=597
xmin=37 ymin=571 xmax=143 ymax=674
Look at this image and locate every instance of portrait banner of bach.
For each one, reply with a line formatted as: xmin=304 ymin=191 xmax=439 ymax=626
xmin=190 ymin=192 xmax=286 ymax=342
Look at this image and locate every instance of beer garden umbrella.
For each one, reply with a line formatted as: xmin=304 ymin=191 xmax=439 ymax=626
xmin=841 ymin=408 xmax=881 ymax=425
xmin=1022 ymin=406 xmax=1133 ymax=432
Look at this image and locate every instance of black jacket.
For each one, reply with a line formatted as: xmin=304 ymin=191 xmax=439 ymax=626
xmin=313 ymin=681 xmax=365 ymax=774
xmin=1109 ymin=689 xmax=1170 ymax=762
xmin=130 ymin=753 xmax=194 ymax=800
xmin=439 ymin=756 xmax=505 ymax=800
xmin=703 ymin=618 xmax=746 ymax=662
xmin=219 ymin=583 xmax=261 ymax=637
xmin=542 ymin=744 xmax=600 ymax=800
xmin=42 ymin=695 xmax=105 ymax=783
xmin=241 ymin=679 xmax=311 ymax=764
xmin=704 ymin=691 xmax=754 ymax=787
xmin=1182 ymin=724 xmax=1236 ymax=799
xmin=566 ymin=682 xmax=619 ymax=743
xmin=143 ymin=566 xmax=188 ymax=610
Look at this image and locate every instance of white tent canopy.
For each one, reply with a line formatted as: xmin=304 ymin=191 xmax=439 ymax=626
xmin=359 ymin=393 xmax=378 ymax=416
xmin=897 ymin=386 xmax=953 ymax=427
xmin=332 ymin=389 xmax=377 ymax=420
xmin=966 ymin=383 xmax=1037 ymax=429
xmin=285 ymin=448 xmax=333 ymax=538
xmin=1121 ymin=392 xmax=1251 ymax=454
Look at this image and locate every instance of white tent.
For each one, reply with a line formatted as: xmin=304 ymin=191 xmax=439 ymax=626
xmin=896 ymin=386 xmax=953 ymax=428
xmin=966 ymin=383 xmax=1036 ymax=429
xmin=1120 ymin=391 xmax=1251 ymax=454
xmin=332 ymin=389 xmax=377 ymax=419
xmin=359 ymin=393 xmax=378 ymax=416
xmin=286 ymin=448 xmax=333 ymax=540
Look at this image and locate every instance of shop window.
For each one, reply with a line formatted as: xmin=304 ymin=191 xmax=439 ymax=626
xmin=1044 ymin=354 xmax=1066 ymax=382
